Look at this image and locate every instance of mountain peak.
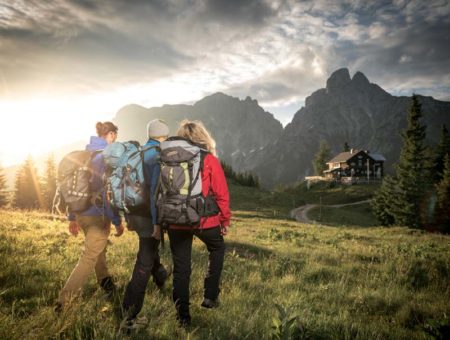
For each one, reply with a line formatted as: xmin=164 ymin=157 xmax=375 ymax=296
xmin=326 ymin=68 xmax=351 ymax=93
xmin=195 ymin=92 xmax=239 ymax=105
xmin=352 ymin=71 xmax=370 ymax=86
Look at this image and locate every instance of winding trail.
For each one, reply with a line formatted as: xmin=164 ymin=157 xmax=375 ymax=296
xmin=290 ymin=200 xmax=372 ymax=224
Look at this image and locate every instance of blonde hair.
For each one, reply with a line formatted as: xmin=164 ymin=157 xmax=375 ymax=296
xmin=177 ymin=119 xmax=216 ymax=156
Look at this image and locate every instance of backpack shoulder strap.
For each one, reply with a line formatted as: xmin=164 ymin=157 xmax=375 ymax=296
xmin=88 ymin=149 xmax=104 ymax=163
xmin=199 ymin=150 xmax=209 ymax=172
xmin=187 ymin=150 xmax=208 ymax=200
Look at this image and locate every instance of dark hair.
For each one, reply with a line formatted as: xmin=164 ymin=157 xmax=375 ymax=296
xmin=96 ymin=121 xmax=118 ymax=137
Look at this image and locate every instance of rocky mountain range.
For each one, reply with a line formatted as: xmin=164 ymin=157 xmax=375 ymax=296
xmin=242 ymin=68 xmax=450 ymax=187
xmin=113 ymin=93 xmax=283 ymax=170
xmin=4 ymin=68 xmax=450 ymax=190
xmin=114 ymin=68 xmax=450 ymax=187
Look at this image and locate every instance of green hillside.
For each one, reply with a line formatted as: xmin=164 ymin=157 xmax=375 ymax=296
xmin=308 ymin=203 xmax=377 ymax=227
xmin=0 ymin=206 xmax=449 ymax=339
xmin=228 ymin=180 xmax=380 ymax=222
xmin=284 ymin=181 xmax=380 ymax=205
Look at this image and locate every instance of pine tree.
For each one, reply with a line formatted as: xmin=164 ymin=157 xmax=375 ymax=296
xmin=394 ymin=95 xmax=429 ymax=228
xmin=13 ymin=156 xmax=43 ymax=210
xmin=343 ymin=142 xmax=350 ymax=152
xmin=0 ymin=165 xmax=8 ymax=207
xmin=254 ymin=174 xmax=260 ymax=189
xmin=371 ymin=175 xmax=397 ymax=226
xmin=42 ymin=155 xmax=57 ymax=211
xmin=248 ymin=173 xmax=255 ymax=187
xmin=312 ymin=141 xmax=331 ymax=176
xmin=434 ymin=154 xmax=450 ymax=233
xmin=221 ymin=161 xmax=237 ymax=181
xmin=219 ymin=160 xmax=259 ymax=188
xmin=433 ymin=124 xmax=450 ymax=182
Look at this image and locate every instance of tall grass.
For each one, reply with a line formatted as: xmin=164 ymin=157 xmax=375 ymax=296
xmin=0 ymin=208 xmax=449 ymax=339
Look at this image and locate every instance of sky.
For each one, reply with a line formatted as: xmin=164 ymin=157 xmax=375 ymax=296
xmin=1 ymin=0 xmax=449 ymax=167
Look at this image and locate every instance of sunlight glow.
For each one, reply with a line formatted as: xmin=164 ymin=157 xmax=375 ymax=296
xmin=0 ymin=97 xmax=112 ymax=166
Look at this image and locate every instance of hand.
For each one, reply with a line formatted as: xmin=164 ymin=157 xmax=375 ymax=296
xmin=220 ymin=225 xmax=229 ymax=236
xmin=69 ymin=221 xmax=81 ymax=236
xmin=114 ymin=223 xmax=124 ymax=237
xmin=152 ymin=225 xmax=161 ymax=241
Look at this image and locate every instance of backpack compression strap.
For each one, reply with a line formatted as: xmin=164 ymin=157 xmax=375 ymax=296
xmin=183 ymin=150 xmax=210 ymax=224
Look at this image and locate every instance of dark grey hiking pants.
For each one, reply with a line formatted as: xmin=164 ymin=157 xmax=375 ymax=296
xmin=122 ymin=236 xmax=165 ymax=319
xmin=168 ymin=226 xmax=225 ymax=318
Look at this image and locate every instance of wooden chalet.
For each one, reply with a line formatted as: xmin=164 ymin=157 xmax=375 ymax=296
xmin=324 ymin=149 xmax=385 ymax=180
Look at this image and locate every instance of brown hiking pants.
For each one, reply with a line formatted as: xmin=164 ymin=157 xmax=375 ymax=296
xmin=58 ymin=215 xmax=111 ymax=305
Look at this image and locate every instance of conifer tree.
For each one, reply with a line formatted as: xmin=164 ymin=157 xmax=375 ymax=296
xmin=13 ymin=156 xmax=43 ymax=209
xmin=433 ymin=124 xmax=450 ymax=182
xmin=219 ymin=160 xmax=259 ymax=187
xmin=371 ymin=175 xmax=397 ymax=226
xmin=434 ymin=154 xmax=450 ymax=233
xmin=0 ymin=165 xmax=8 ymax=208
xmin=394 ymin=95 xmax=428 ymax=228
xmin=254 ymin=174 xmax=260 ymax=189
xmin=312 ymin=141 xmax=331 ymax=176
xmin=42 ymin=155 xmax=57 ymax=211
xmin=343 ymin=142 xmax=350 ymax=152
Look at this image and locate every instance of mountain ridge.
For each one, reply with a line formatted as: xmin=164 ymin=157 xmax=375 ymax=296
xmin=243 ymin=68 xmax=450 ymax=187
xmin=4 ymin=69 xmax=450 ymax=190
xmin=113 ymin=91 xmax=284 ymax=173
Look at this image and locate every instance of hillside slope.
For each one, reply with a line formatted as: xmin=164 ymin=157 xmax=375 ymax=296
xmin=0 ymin=208 xmax=448 ymax=339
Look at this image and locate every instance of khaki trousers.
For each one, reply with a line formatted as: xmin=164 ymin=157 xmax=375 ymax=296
xmin=58 ymin=215 xmax=111 ymax=305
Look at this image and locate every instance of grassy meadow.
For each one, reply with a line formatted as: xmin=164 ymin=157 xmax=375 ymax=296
xmin=0 ymin=182 xmax=449 ymax=339
xmin=308 ymin=203 xmax=377 ymax=227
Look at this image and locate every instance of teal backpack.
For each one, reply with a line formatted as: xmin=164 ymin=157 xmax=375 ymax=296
xmin=102 ymin=141 xmax=160 ymax=214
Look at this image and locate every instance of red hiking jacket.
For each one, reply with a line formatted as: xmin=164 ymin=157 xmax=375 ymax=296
xmin=169 ymin=153 xmax=231 ymax=230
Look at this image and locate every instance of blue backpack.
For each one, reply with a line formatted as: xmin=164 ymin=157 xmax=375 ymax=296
xmin=102 ymin=141 xmax=160 ymax=214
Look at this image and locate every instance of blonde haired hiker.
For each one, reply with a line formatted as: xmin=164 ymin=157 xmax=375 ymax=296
xmin=157 ymin=119 xmax=231 ymax=327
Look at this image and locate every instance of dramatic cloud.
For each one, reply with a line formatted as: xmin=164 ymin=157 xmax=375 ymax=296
xmin=0 ymin=0 xmax=449 ymax=116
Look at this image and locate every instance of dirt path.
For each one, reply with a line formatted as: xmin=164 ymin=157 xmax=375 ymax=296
xmin=290 ymin=200 xmax=371 ymax=224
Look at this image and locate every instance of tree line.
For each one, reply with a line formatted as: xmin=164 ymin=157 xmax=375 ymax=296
xmin=0 ymin=155 xmax=57 ymax=211
xmin=372 ymin=95 xmax=450 ymax=233
xmin=220 ymin=161 xmax=260 ymax=188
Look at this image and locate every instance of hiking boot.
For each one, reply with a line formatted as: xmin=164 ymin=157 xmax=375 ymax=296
xmin=119 ymin=316 xmax=149 ymax=333
xmin=177 ymin=315 xmax=191 ymax=328
xmin=153 ymin=265 xmax=172 ymax=289
xmin=99 ymin=276 xmax=116 ymax=298
xmin=201 ymin=298 xmax=220 ymax=309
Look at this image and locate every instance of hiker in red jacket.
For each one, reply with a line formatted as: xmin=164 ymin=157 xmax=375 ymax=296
xmin=164 ymin=119 xmax=231 ymax=327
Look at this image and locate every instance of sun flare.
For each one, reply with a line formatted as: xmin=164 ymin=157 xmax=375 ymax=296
xmin=0 ymin=97 xmax=112 ymax=166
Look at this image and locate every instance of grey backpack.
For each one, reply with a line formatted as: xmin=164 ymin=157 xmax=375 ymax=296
xmin=156 ymin=137 xmax=219 ymax=226
xmin=54 ymin=150 xmax=102 ymax=213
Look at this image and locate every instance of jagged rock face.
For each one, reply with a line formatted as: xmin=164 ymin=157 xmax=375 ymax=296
xmin=113 ymin=93 xmax=283 ymax=171
xmin=242 ymin=68 xmax=450 ymax=187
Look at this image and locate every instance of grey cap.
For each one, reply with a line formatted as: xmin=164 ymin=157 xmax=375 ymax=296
xmin=147 ymin=119 xmax=169 ymax=138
